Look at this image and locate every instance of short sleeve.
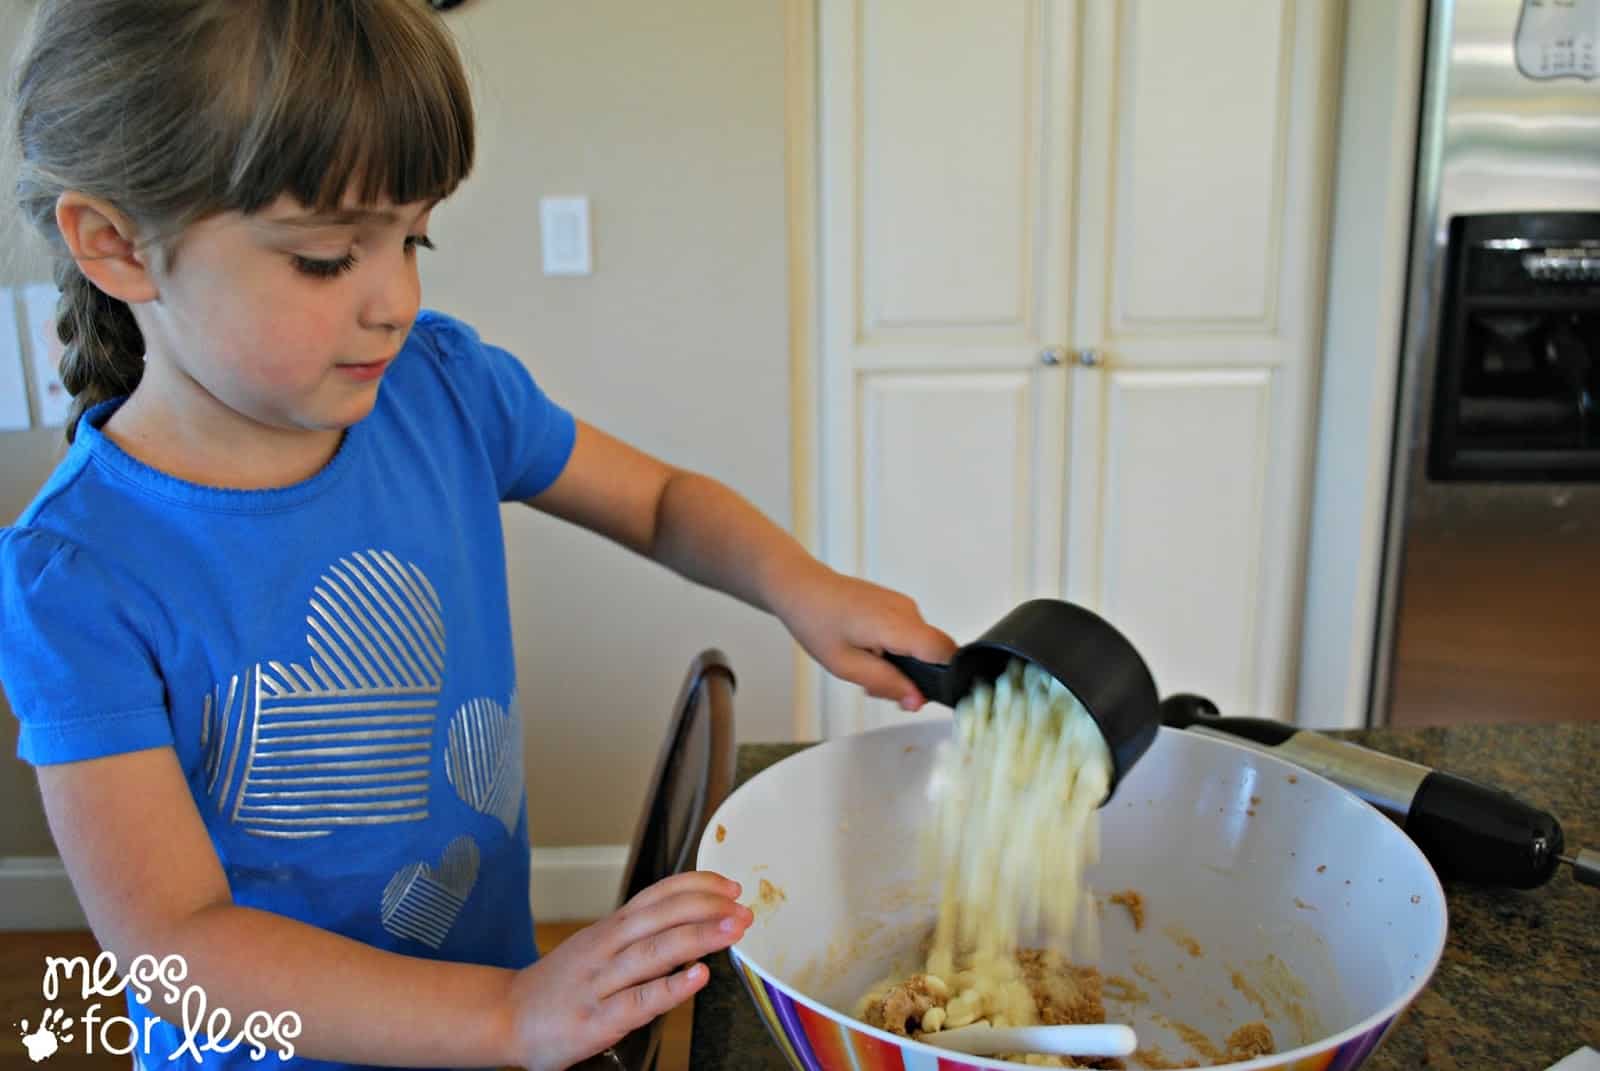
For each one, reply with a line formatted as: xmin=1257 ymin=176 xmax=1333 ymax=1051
xmin=412 ymin=311 xmax=578 ymax=502
xmin=0 ymin=529 xmax=174 ymax=765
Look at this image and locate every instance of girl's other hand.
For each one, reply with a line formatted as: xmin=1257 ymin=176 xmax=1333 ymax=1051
xmin=505 ymin=871 xmax=751 ymax=1071
xmin=775 ymin=565 xmax=958 ymax=711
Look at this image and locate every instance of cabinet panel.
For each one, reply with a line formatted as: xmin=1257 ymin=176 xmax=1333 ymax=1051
xmin=1113 ymin=0 xmax=1293 ymax=330
xmin=850 ymin=369 xmax=1048 ymax=732
xmin=861 ymin=371 xmax=1036 ymax=637
xmin=862 ymin=0 xmax=1040 ymax=333
xmin=1098 ymin=368 xmax=1274 ymax=714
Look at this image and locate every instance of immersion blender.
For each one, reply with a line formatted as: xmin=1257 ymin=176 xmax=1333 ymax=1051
xmin=1160 ymin=694 xmax=1598 ymax=890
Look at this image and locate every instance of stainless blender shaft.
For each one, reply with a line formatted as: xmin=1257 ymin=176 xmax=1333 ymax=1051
xmin=1561 ymin=849 xmax=1600 ymax=887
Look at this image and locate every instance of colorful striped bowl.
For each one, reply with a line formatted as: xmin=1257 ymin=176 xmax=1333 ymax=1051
xmin=696 ymin=722 xmax=1447 ymax=1070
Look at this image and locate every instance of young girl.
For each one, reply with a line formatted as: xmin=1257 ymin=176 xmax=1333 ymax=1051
xmin=0 ymin=2 xmax=955 ymax=1069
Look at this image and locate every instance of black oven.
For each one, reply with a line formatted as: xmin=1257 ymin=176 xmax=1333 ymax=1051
xmin=1429 ymin=212 xmax=1600 ymax=482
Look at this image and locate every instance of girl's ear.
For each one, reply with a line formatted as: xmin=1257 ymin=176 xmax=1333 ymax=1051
xmin=55 ymin=192 xmax=160 ymax=305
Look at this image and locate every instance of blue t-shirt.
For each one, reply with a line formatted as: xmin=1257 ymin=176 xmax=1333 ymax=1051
xmin=0 ymin=311 xmax=577 ymax=1070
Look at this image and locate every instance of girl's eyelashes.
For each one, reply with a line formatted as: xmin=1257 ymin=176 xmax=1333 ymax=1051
xmin=291 ymin=236 xmax=433 ymax=279
xmin=292 ymin=252 xmax=359 ymax=279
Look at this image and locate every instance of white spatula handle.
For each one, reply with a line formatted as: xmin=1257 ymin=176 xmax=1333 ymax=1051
xmin=920 ymin=1022 xmax=1138 ymax=1058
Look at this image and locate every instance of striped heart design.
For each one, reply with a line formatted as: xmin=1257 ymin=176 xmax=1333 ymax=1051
xmin=200 ymin=550 xmax=444 ymax=839
xmin=380 ymin=835 xmax=480 ymax=950
xmin=445 ymin=696 xmax=524 ymax=835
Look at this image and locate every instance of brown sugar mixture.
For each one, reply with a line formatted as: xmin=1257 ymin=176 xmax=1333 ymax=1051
xmin=862 ymin=973 xmax=943 ymax=1037
xmin=861 ymin=951 xmax=1106 ymax=1036
xmin=1017 ymin=949 xmax=1108 ymax=1027
xmin=860 ymin=949 xmax=1275 ymax=1069
xmin=1224 ymin=1022 xmax=1275 ymax=1060
xmin=1163 ymin=925 xmax=1204 ymax=958
xmin=1102 ymin=975 xmax=1149 ymax=1004
xmin=861 ymin=950 xmax=1120 ymax=1068
xmin=1110 ymin=889 xmax=1146 ymax=931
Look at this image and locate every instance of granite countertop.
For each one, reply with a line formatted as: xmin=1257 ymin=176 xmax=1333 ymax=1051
xmin=690 ymin=723 xmax=1599 ymax=1070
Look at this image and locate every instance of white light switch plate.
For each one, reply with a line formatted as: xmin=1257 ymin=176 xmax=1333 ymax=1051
xmin=540 ymin=196 xmax=592 ymax=276
xmin=0 ymin=289 xmax=30 ymax=432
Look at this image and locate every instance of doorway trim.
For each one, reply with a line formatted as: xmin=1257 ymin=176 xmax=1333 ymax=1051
xmin=784 ymin=0 xmax=826 ymax=740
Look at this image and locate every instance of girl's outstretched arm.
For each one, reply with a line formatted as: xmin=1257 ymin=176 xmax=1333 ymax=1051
xmin=527 ymin=420 xmax=956 ymax=709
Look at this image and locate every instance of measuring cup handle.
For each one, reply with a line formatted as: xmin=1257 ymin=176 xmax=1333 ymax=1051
xmin=884 ymin=653 xmax=958 ymax=708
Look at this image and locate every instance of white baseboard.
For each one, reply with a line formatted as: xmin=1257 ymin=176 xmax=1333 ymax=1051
xmin=0 ymin=856 xmax=88 ymax=931
xmin=0 ymin=846 xmax=629 ymax=931
xmin=528 ymin=844 xmax=628 ymax=922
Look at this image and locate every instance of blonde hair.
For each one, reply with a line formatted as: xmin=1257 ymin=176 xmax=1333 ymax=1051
xmin=10 ymin=0 xmax=476 ymax=441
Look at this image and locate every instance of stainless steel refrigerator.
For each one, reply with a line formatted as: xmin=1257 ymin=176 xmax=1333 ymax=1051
xmin=1374 ymin=0 xmax=1600 ymax=726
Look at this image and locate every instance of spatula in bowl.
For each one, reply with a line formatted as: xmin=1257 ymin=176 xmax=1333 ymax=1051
xmin=917 ymin=1021 xmax=1138 ymax=1059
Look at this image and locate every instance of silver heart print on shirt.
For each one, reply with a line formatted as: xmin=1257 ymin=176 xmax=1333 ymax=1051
xmin=380 ymin=834 xmax=480 ymax=949
xmin=199 ymin=550 xmax=444 ymax=839
xmin=445 ymin=695 xmax=525 ymax=835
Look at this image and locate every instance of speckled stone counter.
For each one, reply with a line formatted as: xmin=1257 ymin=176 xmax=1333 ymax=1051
xmin=690 ymin=723 xmax=1598 ymax=1070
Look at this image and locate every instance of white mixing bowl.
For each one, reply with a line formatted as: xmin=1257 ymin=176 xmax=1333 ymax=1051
xmin=696 ymin=722 xmax=1448 ymax=1070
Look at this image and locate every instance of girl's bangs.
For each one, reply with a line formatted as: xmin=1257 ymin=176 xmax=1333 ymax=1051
xmin=221 ymin=1 xmax=475 ymax=215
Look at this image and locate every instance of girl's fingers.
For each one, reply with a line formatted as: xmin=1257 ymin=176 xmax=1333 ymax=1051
xmin=618 ymin=870 xmax=741 ymax=916
xmin=906 ymin=622 xmax=959 ymax=664
xmin=831 ymin=646 xmax=921 ymax=705
xmin=598 ymin=915 xmax=747 ymax=997
xmin=602 ymin=963 xmax=710 ymax=1040
xmin=609 ymin=885 xmax=748 ymax=945
xmin=601 ymin=883 xmax=752 ymax=960
xmin=853 ymin=612 xmax=957 ymax=668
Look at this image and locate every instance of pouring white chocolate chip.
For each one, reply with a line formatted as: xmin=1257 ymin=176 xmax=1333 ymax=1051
xmin=925 ymin=659 xmax=1111 ymax=982
xmin=857 ymin=661 xmax=1281 ymax=1067
xmin=859 ymin=660 xmax=1116 ymax=1064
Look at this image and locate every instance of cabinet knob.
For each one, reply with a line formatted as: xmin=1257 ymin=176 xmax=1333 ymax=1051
xmin=1075 ymin=348 xmax=1104 ymax=368
xmin=1039 ymin=346 xmax=1065 ymax=366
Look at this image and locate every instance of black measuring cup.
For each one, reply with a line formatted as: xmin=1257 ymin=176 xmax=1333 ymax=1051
xmin=885 ymin=598 xmax=1160 ymax=801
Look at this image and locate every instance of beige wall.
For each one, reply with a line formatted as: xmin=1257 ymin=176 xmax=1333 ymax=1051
xmin=1 ymin=0 xmax=70 ymax=857
xmin=0 ymin=1 xmax=794 ymax=857
xmin=0 ymin=428 xmax=62 ymax=856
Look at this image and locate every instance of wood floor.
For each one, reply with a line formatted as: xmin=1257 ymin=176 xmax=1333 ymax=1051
xmin=1387 ymin=535 xmax=1600 ymax=727
xmin=0 ymin=923 xmax=691 ymax=1071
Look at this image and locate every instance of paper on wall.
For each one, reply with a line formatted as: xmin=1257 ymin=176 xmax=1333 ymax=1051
xmin=0 ymin=289 xmax=30 ymax=432
xmin=21 ymin=283 xmax=71 ymax=428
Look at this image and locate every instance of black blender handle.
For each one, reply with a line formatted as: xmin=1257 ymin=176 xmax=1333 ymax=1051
xmin=1161 ymin=694 xmax=1568 ymax=889
xmin=1159 ymin=693 xmax=1296 ymax=745
xmin=884 ymin=653 xmax=960 ymax=708
xmin=1407 ymin=771 xmax=1565 ymax=888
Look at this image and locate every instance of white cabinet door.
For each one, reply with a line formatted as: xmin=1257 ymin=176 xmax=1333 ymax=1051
xmin=1065 ymin=0 xmax=1341 ymax=719
xmin=813 ymin=0 xmax=1339 ymax=734
xmin=817 ymin=0 xmax=1079 ymax=735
